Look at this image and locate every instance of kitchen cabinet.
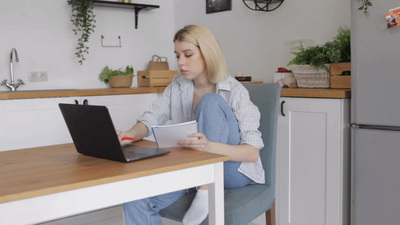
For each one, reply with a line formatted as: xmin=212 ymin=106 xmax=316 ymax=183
xmin=276 ymin=97 xmax=350 ymax=225
xmin=0 ymin=97 xmax=75 ymax=151
xmin=0 ymin=93 xmax=158 ymax=151
xmin=83 ymin=94 xmax=158 ymax=131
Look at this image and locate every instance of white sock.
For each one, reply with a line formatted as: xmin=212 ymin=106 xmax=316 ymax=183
xmin=182 ymin=189 xmax=209 ymax=225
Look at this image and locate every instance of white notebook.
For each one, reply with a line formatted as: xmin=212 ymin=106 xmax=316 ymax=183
xmin=151 ymin=121 xmax=199 ymax=148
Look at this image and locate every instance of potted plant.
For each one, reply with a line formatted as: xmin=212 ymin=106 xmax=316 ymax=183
xmin=288 ymin=27 xmax=350 ymax=71
xmin=287 ymin=27 xmax=351 ymax=88
xmin=67 ymin=0 xmax=96 ymax=65
xmin=99 ymin=66 xmax=135 ymax=88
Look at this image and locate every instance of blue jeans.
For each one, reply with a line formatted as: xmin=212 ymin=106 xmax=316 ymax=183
xmin=123 ymin=93 xmax=252 ymax=225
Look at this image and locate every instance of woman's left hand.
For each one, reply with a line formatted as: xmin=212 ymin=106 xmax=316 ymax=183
xmin=178 ymin=132 xmax=211 ymax=152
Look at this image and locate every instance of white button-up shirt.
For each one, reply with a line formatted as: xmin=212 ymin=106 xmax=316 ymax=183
xmin=139 ymin=75 xmax=265 ymax=184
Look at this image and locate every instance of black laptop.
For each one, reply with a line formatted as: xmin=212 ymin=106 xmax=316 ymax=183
xmin=59 ymin=103 xmax=170 ymax=162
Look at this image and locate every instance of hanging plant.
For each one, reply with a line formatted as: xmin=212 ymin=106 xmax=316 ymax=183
xmin=358 ymin=0 xmax=372 ymax=16
xmin=67 ymin=0 xmax=96 ymax=65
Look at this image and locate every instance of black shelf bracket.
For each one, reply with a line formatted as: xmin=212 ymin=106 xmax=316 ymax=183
xmin=92 ymin=0 xmax=160 ymax=29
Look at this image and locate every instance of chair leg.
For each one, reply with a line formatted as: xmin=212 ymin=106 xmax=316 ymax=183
xmin=265 ymin=202 xmax=276 ymax=225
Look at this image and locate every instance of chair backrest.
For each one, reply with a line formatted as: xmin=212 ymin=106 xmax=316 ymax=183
xmin=243 ymin=83 xmax=280 ymax=189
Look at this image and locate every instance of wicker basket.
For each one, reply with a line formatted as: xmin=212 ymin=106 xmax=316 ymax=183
xmin=147 ymin=55 xmax=169 ymax=70
xmin=291 ymin=65 xmax=330 ymax=88
xmin=109 ymin=75 xmax=133 ymax=88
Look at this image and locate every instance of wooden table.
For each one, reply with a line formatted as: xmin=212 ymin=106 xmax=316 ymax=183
xmin=0 ymin=140 xmax=229 ymax=225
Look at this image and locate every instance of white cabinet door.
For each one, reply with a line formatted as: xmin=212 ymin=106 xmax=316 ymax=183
xmin=276 ymin=97 xmax=350 ymax=225
xmin=0 ymin=97 xmax=79 ymax=151
xmin=0 ymin=93 xmax=159 ymax=151
xmin=82 ymin=93 xmax=158 ymax=131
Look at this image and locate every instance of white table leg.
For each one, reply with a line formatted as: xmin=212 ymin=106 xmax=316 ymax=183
xmin=208 ymin=162 xmax=224 ymax=225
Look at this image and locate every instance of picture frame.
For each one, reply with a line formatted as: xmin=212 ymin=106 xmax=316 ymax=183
xmin=206 ymin=0 xmax=232 ymax=14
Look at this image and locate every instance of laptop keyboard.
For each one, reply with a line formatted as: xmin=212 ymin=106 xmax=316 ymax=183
xmin=124 ymin=150 xmax=148 ymax=159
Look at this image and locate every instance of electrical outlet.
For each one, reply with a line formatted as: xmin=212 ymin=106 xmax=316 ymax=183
xmin=29 ymin=71 xmax=48 ymax=82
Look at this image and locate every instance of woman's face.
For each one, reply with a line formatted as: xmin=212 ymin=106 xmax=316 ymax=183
xmin=174 ymin=41 xmax=207 ymax=81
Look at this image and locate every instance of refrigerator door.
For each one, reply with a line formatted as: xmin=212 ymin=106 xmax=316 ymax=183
xmin=352 ymin=128 xmax=400 ymax=225
xmin=351 ymin=1 xmax=400 ymax=126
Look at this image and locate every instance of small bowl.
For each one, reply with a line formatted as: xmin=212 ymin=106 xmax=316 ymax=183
xmin=273 ymin=72 xmax=294 ymax=87
xmin=281 ymin=77 xmax=297 ymax=88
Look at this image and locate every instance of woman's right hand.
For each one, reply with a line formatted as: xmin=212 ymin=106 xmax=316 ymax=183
xmin=116 ymin=122 xmax=148 ymax=146
xmin=117 ymin=130 xmax=136 ymax=145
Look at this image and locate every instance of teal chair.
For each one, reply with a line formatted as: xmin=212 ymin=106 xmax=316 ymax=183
xmin=160 ymin=83 xmax=280 ymax=225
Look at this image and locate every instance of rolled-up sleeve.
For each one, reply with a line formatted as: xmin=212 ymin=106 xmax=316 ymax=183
xmin=221 ymin=80 xmax=266 ymax=184
xmin=138 ymin=84 xmax=172 ymax=136
xmin=232 ymin=87 xmax=264 ymax=150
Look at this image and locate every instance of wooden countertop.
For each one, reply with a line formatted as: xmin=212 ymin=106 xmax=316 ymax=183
xmin=0 ymin=87 xmax=166 ymax=100
xmin=281 ymin=88 xmax=351 ymax=99
xmin=0 ymin=86 xmax=351 ymax=100
xmin=0 ymin=140 xmax=228 ymax=203
xmin=0 ymin=82 xmax=263 ymax=100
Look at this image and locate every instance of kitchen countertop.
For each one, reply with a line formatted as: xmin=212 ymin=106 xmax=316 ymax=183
xmin=0 ymin=87 xmax=166 ymax=100
xmin=0 ymin=87 xmax=351 ymax=100
xmin=281 ymin=88 xmax=351 ymax=99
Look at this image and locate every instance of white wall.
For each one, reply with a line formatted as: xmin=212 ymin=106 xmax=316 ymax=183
xmin=174 ymin=0 xmax=351 ymax=83
xmin=0 ymin=0 xmax=176 ymax=91
xmin=0 ymin=0 xmax=350 ymax=91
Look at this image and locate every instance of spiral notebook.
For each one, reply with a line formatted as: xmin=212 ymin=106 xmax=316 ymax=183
xmin=151 ymin=121 xmax=199 ymax=148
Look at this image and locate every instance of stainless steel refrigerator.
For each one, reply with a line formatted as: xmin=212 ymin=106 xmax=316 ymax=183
xmin=351 ymin=1 xmax=400 ymax=225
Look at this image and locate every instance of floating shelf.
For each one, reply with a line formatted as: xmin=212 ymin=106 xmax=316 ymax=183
xmin=93 ymin=0 xmax=160 ymax=29
xmin=243 ymin=0 xmax=284 ymax=12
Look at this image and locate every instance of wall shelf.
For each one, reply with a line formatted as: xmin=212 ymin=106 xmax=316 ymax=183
xmin=92 ymin=0 xmax=160 ymax=29
xmin=243 ymin=0 xmax=284 ymax=12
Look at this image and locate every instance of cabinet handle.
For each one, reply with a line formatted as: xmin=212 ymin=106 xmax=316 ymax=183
xmin=74 ymin=100 xmax=79 ymax=105
xmin=281 ymin=101 xmax=285 ymax=117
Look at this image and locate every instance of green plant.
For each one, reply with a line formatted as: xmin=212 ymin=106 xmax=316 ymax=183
xmin=288 ymin=27 xmax=351 ymax=71
xmin=288 ymin=44 xmax=331 ymax=71
xmin=326 ymin=27 xmax=351 ymax=63
xmin=358 ymin=0 xmax=372 ymax=16
xmin=67 ymin=0 xmax=96 ymax=65
xmin=99 ymin=66 xmax=134 ymax=84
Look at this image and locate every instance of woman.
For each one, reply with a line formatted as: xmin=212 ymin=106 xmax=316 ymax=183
xmin=118 ymin=24 xmax=265 ymax=225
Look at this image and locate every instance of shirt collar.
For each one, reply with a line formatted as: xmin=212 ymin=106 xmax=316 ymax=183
xmin=216 ymin=76 xmax=232 ymax=93
xmin=176 ymin=75 xmax=193 ymax=90
xmin=176 ymin=74 xmax=232 ymax=92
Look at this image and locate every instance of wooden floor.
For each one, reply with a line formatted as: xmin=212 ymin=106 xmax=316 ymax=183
xmin=39 ymin=205 xmax=266 ymax=225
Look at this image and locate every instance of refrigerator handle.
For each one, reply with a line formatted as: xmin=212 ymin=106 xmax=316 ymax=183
xmin=281 ymin=100 xmax=285 ymax=117
xmin=351 ymin=123 xmax=400 ymax=131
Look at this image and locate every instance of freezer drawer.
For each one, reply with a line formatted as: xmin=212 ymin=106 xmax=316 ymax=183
xmin=352 ymin=128 xmax=400 ymax=225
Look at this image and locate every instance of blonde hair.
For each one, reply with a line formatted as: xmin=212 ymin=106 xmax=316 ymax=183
xmin=173 ymin=24 xmax=229 ymax=84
